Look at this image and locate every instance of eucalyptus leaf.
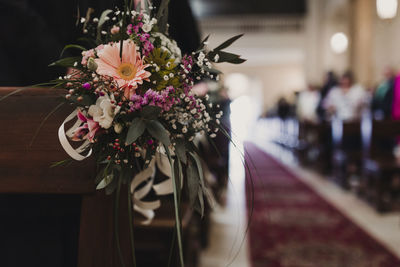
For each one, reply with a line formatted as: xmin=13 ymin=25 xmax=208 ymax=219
xmin=174 ymin=138 xmax=187 ymax=164
xmin=195 ymin=189 xmax=205 ymax=217
xmin=145 ymin=120 xmax=171 ymax=146
xmin=126 ymin=118 xmax=146 ymax=145
xmin=189 ymin=152 xmax=205 ymax=189
xmin=186 ymin=157 xmax=200 ymax=208
xmin=96 ymin=174 xmax=114 ymax=190
xmin=196 ymin=34 xmax=210 ymax=52
xmin=60 ymin=44 xmax=87 ymax=58
xmin=210 ymin=51 xmax=246 ymax=64
xmin=49 ymin=57 xmax=81 ymax=67
xmin=164 ymin=146 xmax=185 ymax=267
xmin=141 ymin=105 xmax=162 ymax=120
xmin=105 ymin=175 xmax=118 ymax=194
xmin=213 ymin=34 xmax=244 ymax=51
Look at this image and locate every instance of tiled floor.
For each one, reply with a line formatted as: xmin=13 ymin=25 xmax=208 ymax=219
xmin=199 ymin=116 xmax=400 ymax=266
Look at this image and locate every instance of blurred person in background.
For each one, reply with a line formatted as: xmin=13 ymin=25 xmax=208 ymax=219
xmin=316 ymin=71 xmax=338 ymax=121
xmin=371 ymin=66 xmax=395 ymax=120
xmin=296 ymin=84 xmax=320 ymax=123
xmin=323 ymin=71 xmax=369 ymax=122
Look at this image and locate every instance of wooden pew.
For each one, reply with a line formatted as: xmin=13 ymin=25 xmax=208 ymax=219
xmin=360 ymin=114 xmax=400 ymax=211
xmin=331 ymin=118 xmax=362 ymax=189
xmin=296 ymin=121 xmax=332 ymax=174
xmin=0 ymin=87 xmax=200 ymax=267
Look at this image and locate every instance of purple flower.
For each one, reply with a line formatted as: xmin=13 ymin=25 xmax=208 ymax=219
xmin=82 ymin=82 xmax=91 ymax=90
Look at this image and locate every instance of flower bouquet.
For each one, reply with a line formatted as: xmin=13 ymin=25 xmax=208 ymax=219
xmin=47 ymin=0 xmax=245 ymax=265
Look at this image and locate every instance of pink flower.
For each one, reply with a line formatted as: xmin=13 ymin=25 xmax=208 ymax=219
xmin=111 ymin=26 xmax=120 ymax=35
xmin=72 ymin=110 xmax=101 ymax=142
xmin=94 ymin=40 xmax=151 ymax=100
xmin=81 ymin=49 xmax=95 ymax=65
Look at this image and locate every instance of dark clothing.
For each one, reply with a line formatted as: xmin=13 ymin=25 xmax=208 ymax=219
xmin=317 ymin=76 xmax=338 ymax=121
xmin=371 ymin=78 xmax=395 ymax=120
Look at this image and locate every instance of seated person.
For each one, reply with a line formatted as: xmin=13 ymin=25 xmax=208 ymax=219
xmin=296 ymin=85 xmax=320 ymax=123
xmin=323 ymin=71 xmax=369 ymax=122
xmin=371 ymin=66 xmax=395 ymax=120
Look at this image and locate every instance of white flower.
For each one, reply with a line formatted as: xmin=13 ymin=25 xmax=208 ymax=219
xmin=88 ymin=94 xmax=120 ymax=129
xmin=80 ymin=17 xmax=86 ymax=23
xmin=214 ymin=54 xmax=219 ymax=62
xmin=142 ymin=23 xmax=153 ymax=33
xmin=151 ymin=32 xmax=182 ymax=61
xmin=198 ymin=52 xmax=205 ymax=61
xmin=114 ymin=123 xmax=123 ymax=133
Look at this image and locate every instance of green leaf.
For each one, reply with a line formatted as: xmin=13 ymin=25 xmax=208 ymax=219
xmin=96 ymin=174 xmax=114 ymax=189
xmin=186 ymin=157 xmax=200 ymax=209
xmin=190 ymin=152 xmax=209 ymax=217
xmin=196 ymin=34 xmax=210 ymax=52
xmin=213 ymin=34 xmax=244 ymax=51
xmin=49 ymin=57 xmax=81 ymax=67
xmin=60 ymin=44 xmax=86 ymax=58
xmin=211 ymin=51 xmax=246 ymax=64
xmin=141 ymin=105 xmax=162 ymax=120
xmin=105 ymin=174 xmax=118 ymax=194
xmin=194 ymin=189 xmax=205 ymax=217
xmin=50 ymin=158 xmax=72 ymax=168
xmin=126 ymin=118 xmax=146 ymax=145
xmin=164 ymin=146 xmax=184 ymax=267
xmin=145 ymin=120 xmax=171 ymax=146
xmin=174 ymin=138 xmax=187 ymax=164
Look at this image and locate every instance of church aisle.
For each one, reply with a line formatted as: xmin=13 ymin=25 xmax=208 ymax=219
xmin=244 ymin=141 xmax=400 ymax=267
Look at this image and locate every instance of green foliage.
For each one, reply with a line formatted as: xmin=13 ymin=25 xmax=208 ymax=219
xmin=141 ymin=105 xmax=162 ymax=120
xmin=60 ymin=44 xmax=87 ymax=58
xmin=126 ymin=118 xmax=146 ymax=145
xmin=145 ymin=120 xmax=171 ymax=146
xmin=174 ymin=138 xmax=187 ymax=164
xmin=49 ymin=56 xmax=81 ymax=67
xmin=213 ymin=34 xmax=244 ymax=51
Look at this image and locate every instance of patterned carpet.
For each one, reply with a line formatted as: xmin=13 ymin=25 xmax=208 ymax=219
xmin=244 ymin=142 xmax=400 ymax=267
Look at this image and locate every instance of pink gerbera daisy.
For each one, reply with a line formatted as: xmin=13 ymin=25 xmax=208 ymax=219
xmin=95 ymin=40 xmax=151 ymax=99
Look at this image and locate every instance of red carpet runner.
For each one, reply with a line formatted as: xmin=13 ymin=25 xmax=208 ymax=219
xmin=244 ymin=142 xmax=400 ymax=267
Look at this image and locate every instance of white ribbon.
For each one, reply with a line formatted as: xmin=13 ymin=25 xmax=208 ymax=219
xmin=58 ymin=110 xmax=92 ymax=161
xmin=59 ymin=110 xmax=176 ymax=224
xmin=130 ymin=150 xmax=181 ymax=224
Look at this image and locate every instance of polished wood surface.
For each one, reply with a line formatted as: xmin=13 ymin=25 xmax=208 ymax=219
xmin=0 ymin=87 xmax=96 ymax=194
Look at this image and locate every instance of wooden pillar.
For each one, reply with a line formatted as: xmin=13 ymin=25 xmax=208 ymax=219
xmin=350 ymin=0 xmax=375 ymax=87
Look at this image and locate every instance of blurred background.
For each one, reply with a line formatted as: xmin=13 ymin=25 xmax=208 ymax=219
xmin=2 ymin=0 xmax=400 ymax=266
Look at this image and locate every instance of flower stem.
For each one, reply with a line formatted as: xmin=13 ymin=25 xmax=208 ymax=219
xmin=114 ymin=176 xmax=126 ymax=267
xmin=127 ymin=182 xmax=137 ymax=267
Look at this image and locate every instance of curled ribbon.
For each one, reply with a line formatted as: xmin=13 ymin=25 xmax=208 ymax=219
xmin=58 ymin=109 xmax=175 ymax=224
xmin=58 ymin=109 xmax=92 ymax=161
xmin=130 ymin=151 xmax=177 ymax=224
